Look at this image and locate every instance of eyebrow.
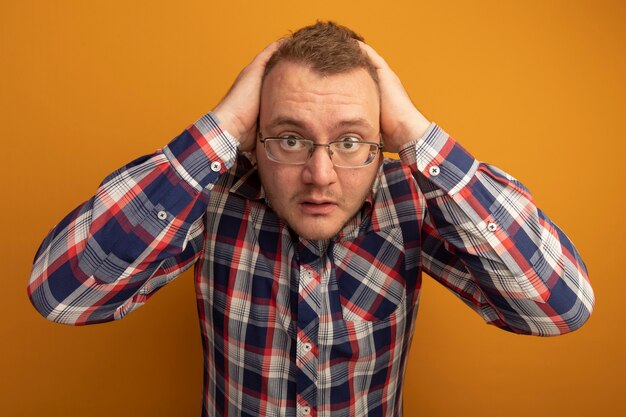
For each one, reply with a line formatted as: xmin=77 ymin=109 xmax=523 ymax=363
xmin=266 ymin=116 xmax=308 ymax=131
xmin=266 ymin=116 xmax=375 ymax=132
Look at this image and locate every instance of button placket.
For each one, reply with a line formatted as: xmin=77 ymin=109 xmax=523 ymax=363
xmin=296 ymin=266 xmax=316 ymax=364
xmin=295 ymin=242 xmax=324 ymax=415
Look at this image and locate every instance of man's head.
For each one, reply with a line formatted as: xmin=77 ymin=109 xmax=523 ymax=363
xmin=263 ymin=21 xmax=378 ymax=85
xmin=255 ymin=22 xmax=382 ymax=241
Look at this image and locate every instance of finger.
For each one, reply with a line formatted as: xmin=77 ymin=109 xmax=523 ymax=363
xmin=358 ymin=41 xmax=389 ymax=70
xmin=247 ymin=40 xmax=282 ymax=72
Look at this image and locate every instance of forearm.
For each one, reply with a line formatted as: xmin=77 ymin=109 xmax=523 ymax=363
xmin=401 ymin=124 xmax=594 ymax=335
xmin=28 ymin=113 xmax=238 ymax=325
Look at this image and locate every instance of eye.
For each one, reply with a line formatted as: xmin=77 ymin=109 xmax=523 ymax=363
xmin=334 ymin=136 xmax=362 ymax=152
xmin=278 ymin=135 xmax=307 ymax=151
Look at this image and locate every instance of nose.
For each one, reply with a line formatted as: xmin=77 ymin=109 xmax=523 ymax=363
xmin=302 ymin=145 xmax=337 ymax=186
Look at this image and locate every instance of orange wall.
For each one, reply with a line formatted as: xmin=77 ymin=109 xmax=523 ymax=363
xmin=1 ymin=1 xmax=624 ymax=416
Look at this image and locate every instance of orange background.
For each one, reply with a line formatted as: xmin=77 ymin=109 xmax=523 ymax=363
xmin=1 ymin=1 xmax=624 ymax=416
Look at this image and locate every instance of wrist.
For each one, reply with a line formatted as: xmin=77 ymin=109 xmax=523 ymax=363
xmin=399 ymin=117 xmax=430 ymax=144
xmin=385 ymin=114 xmax=431 ymax=152
xmin=211 ymin=108 xmax=242 ymax=140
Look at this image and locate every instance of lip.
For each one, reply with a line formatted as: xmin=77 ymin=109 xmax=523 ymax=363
xmin=298 ymin=199 xmax=338 ymax=215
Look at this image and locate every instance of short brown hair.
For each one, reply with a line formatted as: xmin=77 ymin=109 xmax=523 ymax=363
xmin=264 ymin=21 xmax=378 ymax=83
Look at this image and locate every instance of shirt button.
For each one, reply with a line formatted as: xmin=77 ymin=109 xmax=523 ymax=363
xmin=303 ymin=343 xmax=312 ymax=352
xmin=210 ymin=161 xmax=221 ymax=172
xmin=487 ymin=222 xmax=498 ymax=232
xmin=302 ymin=406 xmax=311 ymax=415
xmin=157 ymin=210 xmax=167 ymax=220
xmin=429 ymin=165 xmax=440 ymax=176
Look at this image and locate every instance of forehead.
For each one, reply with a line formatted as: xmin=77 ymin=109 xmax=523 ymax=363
xmin=260 ymin=61 xmax=380 ymax=133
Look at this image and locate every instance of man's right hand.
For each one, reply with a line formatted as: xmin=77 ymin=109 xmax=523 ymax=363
xmin=212 ymin=41 xmax=281 ymax=152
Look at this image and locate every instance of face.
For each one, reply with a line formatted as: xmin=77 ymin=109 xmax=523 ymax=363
xmin=256 ymin=61 xmax=381 ymax=241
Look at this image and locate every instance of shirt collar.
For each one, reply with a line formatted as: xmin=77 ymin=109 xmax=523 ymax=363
xmin=229 ymin=156 xmax=265 ymax=201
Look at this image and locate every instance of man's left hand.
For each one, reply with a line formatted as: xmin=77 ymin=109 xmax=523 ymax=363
xmin=360 ymin=43 xmax=431 ymax=152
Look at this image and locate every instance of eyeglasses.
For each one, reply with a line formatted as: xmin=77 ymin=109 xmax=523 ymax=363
xmin=258 ymin=133 xmax=383 ymax=168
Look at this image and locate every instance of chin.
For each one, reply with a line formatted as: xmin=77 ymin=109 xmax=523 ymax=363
xmin=289 ymin=222 xmax=341 ymax=241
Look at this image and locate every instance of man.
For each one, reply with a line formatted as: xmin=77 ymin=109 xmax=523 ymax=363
xmin=28 ymin=22 xmax=594 ymax=417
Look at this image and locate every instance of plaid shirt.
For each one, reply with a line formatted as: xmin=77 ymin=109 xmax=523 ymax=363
xmin=28 ymin=113 xmax=594 ymax=417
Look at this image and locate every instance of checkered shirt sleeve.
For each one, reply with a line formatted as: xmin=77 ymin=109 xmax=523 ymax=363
xmin=400 ymin=123 xmax=594 ymax=335
xmin=27 ymin=113 xmax=239 ymax=324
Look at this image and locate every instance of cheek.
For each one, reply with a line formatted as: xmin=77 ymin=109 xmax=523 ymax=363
xmin=258 ymin=162 xmax=299 ymax=201
xmin=341 ymin=167 xmax=377 ymax=195
xmin=339 ymin=171 xmax=377 ymax=213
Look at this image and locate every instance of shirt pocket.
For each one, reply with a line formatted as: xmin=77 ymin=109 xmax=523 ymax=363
xmin=334 ymin=227 xmax=406 ymax=322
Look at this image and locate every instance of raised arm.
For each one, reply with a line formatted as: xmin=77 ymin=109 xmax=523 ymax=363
xmin=361 ymin=43 xmax=594 ymax=336
xmin=27 ymin=42 xmax=279 ymax=325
